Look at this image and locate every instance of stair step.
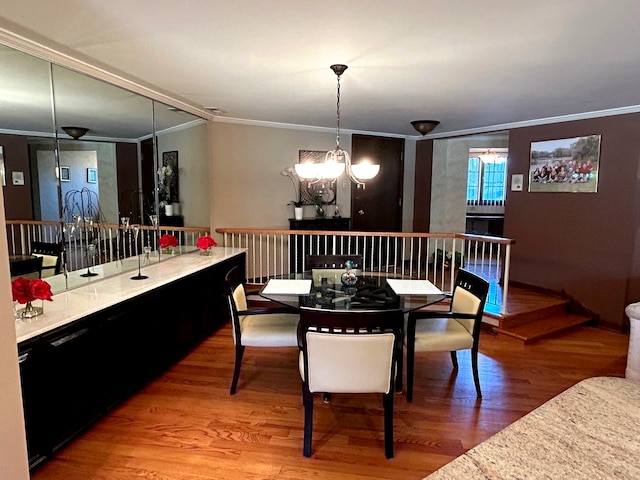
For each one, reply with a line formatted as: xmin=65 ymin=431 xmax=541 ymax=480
xmin=494 ymin=312 xmax=593 ymax=344
xmin=497 ymin=298 xmax=570 ymax=329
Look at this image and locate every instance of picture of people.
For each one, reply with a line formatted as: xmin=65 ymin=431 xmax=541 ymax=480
xmin=529 ymin=135 xmax=600 ymax=193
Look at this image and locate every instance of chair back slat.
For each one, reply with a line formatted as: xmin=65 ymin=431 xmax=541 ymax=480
xmin=305 ymin=254 xmax=363 ymax=270
xmin=30 ymin=241 xmax=63 ymax=277
xmin=450 ymin=269 xmax=490 ymax=336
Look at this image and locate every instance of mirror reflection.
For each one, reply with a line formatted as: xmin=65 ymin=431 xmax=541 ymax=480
xmin=2 ymin=42 xmax=209 ymax=295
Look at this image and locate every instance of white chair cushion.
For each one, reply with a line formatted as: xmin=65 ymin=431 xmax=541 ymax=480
xmin=33 ymin=253 xmax=58 ymax=278
xmin=300 ymin=332 xmax=395 ymax=394
xmin=240 ymin=313 xmax=299 ymax=347
xmin=232 ymin=284 xmax=248 ymax=311
xmin=451 ymin=287 xmax=481 ymax=334
xmin=412 ymin=317 xmax=474 ymax=352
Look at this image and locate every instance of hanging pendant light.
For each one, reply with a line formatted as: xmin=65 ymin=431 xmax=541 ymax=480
xmin=295 ymin=64 xmax=379 ymax=188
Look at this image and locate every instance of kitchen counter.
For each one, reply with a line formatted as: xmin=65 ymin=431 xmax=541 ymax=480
xmin=16 ymin=247 xmax=245 ymax=343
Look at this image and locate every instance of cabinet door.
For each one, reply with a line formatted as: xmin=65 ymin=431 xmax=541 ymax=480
xmin=18 ymin=343 xmax=48 ymax=469
xmin=41 ymin=323 xmax=104 ymax=451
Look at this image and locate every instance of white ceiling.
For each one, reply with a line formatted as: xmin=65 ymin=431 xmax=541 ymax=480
xmin=2 ymin=0 xmax=640 ymax=138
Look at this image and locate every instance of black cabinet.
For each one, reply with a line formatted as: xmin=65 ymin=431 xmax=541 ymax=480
xmin=289 ymin=217 xmax=350 ymax=231
xmin=19 ymin=254 xmax=243 ymax=472
xmin=160 ymin=214 xmax=184 ymax=227
xmin=465 ymin=215 xmax=504 ymax=237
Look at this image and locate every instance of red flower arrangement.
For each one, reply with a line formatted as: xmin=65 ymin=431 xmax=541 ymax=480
xmin=196 ymin=235 xmax=217 ymax=251
xmin=12 ymin=277 xmax=54 ymax=304
xmin=159 ymin=234 xmax=178 ymax=249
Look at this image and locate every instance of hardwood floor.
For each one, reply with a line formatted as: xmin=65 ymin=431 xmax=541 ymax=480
xmin=31 ymin=322 xmax=628 ymax=480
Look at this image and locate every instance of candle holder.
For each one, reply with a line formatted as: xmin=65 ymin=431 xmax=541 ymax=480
xmin=130 ymin=224 xmax=148 ymax=280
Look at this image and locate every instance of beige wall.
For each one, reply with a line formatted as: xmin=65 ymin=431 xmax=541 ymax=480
xmin=210 ymin=121 xmax=417 ymax=235
xmin=0 ymin=188 xmax=31 ymax=478
xmin=157 ymin=122 xmax=210 ymax=227
xmin=211 ymin=122 xmax=347 ymax=231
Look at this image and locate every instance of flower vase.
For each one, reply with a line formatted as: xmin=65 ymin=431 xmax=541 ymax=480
xmin=20 ymin=301 xmax=43 ymax=319
xmin=200 ymin=247 xmax=212 ymax=256
xmin=294 ymin=207 xmax=303 ymax=220
xmin=340 ymin=260 xmax=358 ymax=287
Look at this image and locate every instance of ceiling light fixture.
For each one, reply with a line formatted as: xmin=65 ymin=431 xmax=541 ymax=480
xmin=295 ymin=64 xmax=379 ymax=188
xmin=411 ymin=120 xmax=440 ymax=136
xmin=477 ymin=149 xmax=506 ymax=164
xmin=61 ymin=126 xmax=89 ymax=140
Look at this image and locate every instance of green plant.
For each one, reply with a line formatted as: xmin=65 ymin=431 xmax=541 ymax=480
xmin=433 ymin=248 xmax=464 ymax=269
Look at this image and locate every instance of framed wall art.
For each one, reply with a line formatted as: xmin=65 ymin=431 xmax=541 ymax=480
xmin=529 ymin=135 xmax=601 ymax=193
xmin=60 ymin=165 xmax=71 ymax=182
xmin=162 ymin=150 xmax=179 ymax=202
xmin=298 ymin=150 xmax=337 ymax=205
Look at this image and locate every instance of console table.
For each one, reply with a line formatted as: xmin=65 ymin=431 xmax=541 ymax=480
xmin=16 ymin=248 xmax=245 ymax=471
xmin=289 ymin=217 xmax=351 ymax=231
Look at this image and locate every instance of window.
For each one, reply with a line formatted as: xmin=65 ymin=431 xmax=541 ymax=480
xmin=467 ymin=149 xmax=507 ymax=205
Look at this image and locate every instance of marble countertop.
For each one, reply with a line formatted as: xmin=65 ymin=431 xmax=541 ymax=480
xmin=14 ymin=247 xmax=245 ymax=344
xmin=424 ymin=376 xmax=640 ymax=479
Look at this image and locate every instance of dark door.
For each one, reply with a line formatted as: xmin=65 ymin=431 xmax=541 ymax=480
xmin=351 ymin=134 xmax=404 ymax=232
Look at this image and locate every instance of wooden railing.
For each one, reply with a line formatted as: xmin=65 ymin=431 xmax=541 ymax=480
xmin=6 ymin=220 xmax=210 ymax=272
xmin=215 ymin=227 xmax=514 ymax=315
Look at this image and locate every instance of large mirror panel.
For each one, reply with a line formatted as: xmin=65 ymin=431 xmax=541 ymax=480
xmin=3 ymin=40 xmax=209 ymax=296
xmin=1 ymin=44 xmax=60 ymax=282
xmin=153 ymin=101 xmax=210 ymax=230
xmin=50 ymin=64 xmax=157 ymax=287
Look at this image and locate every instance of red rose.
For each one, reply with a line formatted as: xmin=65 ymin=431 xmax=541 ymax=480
xmin=30 ymin=279 xmax=53 ymax=302
xmin=197 ymin=235 xmax=217 ymax=250
xmin=160 ymin=234 xmax=178 ymax=249
xmin=12 ymin=277 xmax=34 ymax=304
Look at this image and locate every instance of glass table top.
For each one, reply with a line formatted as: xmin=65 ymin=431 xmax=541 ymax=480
xmin=259 ymin=272 xmax=446 ymax=313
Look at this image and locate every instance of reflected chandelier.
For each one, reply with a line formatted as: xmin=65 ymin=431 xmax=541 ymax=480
xmin=295 ymin=64 xmax=379 ymax=188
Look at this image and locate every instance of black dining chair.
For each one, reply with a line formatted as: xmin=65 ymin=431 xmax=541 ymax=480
xmin=297 ymin=308 xmax=403 ymax=458
xmin=30 ymin=241 xmax=63 ymax=278
xmin=305 ymin=254 xmax=363 ymax=270
xmin=10 ymin=255 xmax=44 ymax=279
xmin=224 ymin=265 xmax=300 ymax=395
xmin=405 ymin=268 xmax=490 ymax=402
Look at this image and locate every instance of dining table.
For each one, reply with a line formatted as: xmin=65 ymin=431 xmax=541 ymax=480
xmin=260 ymin=271 xmax=447 ymax=393
xmin=259 ymin=271 xmax=446 ymax=313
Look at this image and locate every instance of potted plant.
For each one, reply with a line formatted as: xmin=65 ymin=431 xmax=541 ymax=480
xmin=288 ymin=200 xmax=304 ymax=220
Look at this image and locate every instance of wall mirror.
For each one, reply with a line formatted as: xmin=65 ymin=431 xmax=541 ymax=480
xmin=2 ymin=41 xmax=209 ymax=294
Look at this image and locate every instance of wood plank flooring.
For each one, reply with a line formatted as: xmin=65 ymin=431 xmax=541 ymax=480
xmin=31 ymin=322 xmax=629 ymax=480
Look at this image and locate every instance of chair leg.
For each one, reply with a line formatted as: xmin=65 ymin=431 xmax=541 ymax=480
xmin=229 ymin=344 xmax=245 ymax=395
xmin=303 ymin=388 xmax=314 ymax=457
xmin=450 ymin=350 xmax=458 ymax=370
xmin=471 ymin=348 xmax=482 ymax=398
xmin=395 ymin=344 xmax=403 ymax=394
xmin=406 ymin=336 xmax=415 ymax=403
xmin=383 ymin=392 xmax=394 ymax=459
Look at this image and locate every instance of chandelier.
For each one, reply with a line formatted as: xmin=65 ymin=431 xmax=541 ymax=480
xmin=477 ymin=148 xmax=507 ymax=164
xmin=295 ymin=64 xmax=379 ymax=188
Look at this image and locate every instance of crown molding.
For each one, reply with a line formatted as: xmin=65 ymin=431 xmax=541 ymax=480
xmin=421 ymin=105 xmax=640 ymax=140
xmin=212 ymin=116 xmax=411 ymax=139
